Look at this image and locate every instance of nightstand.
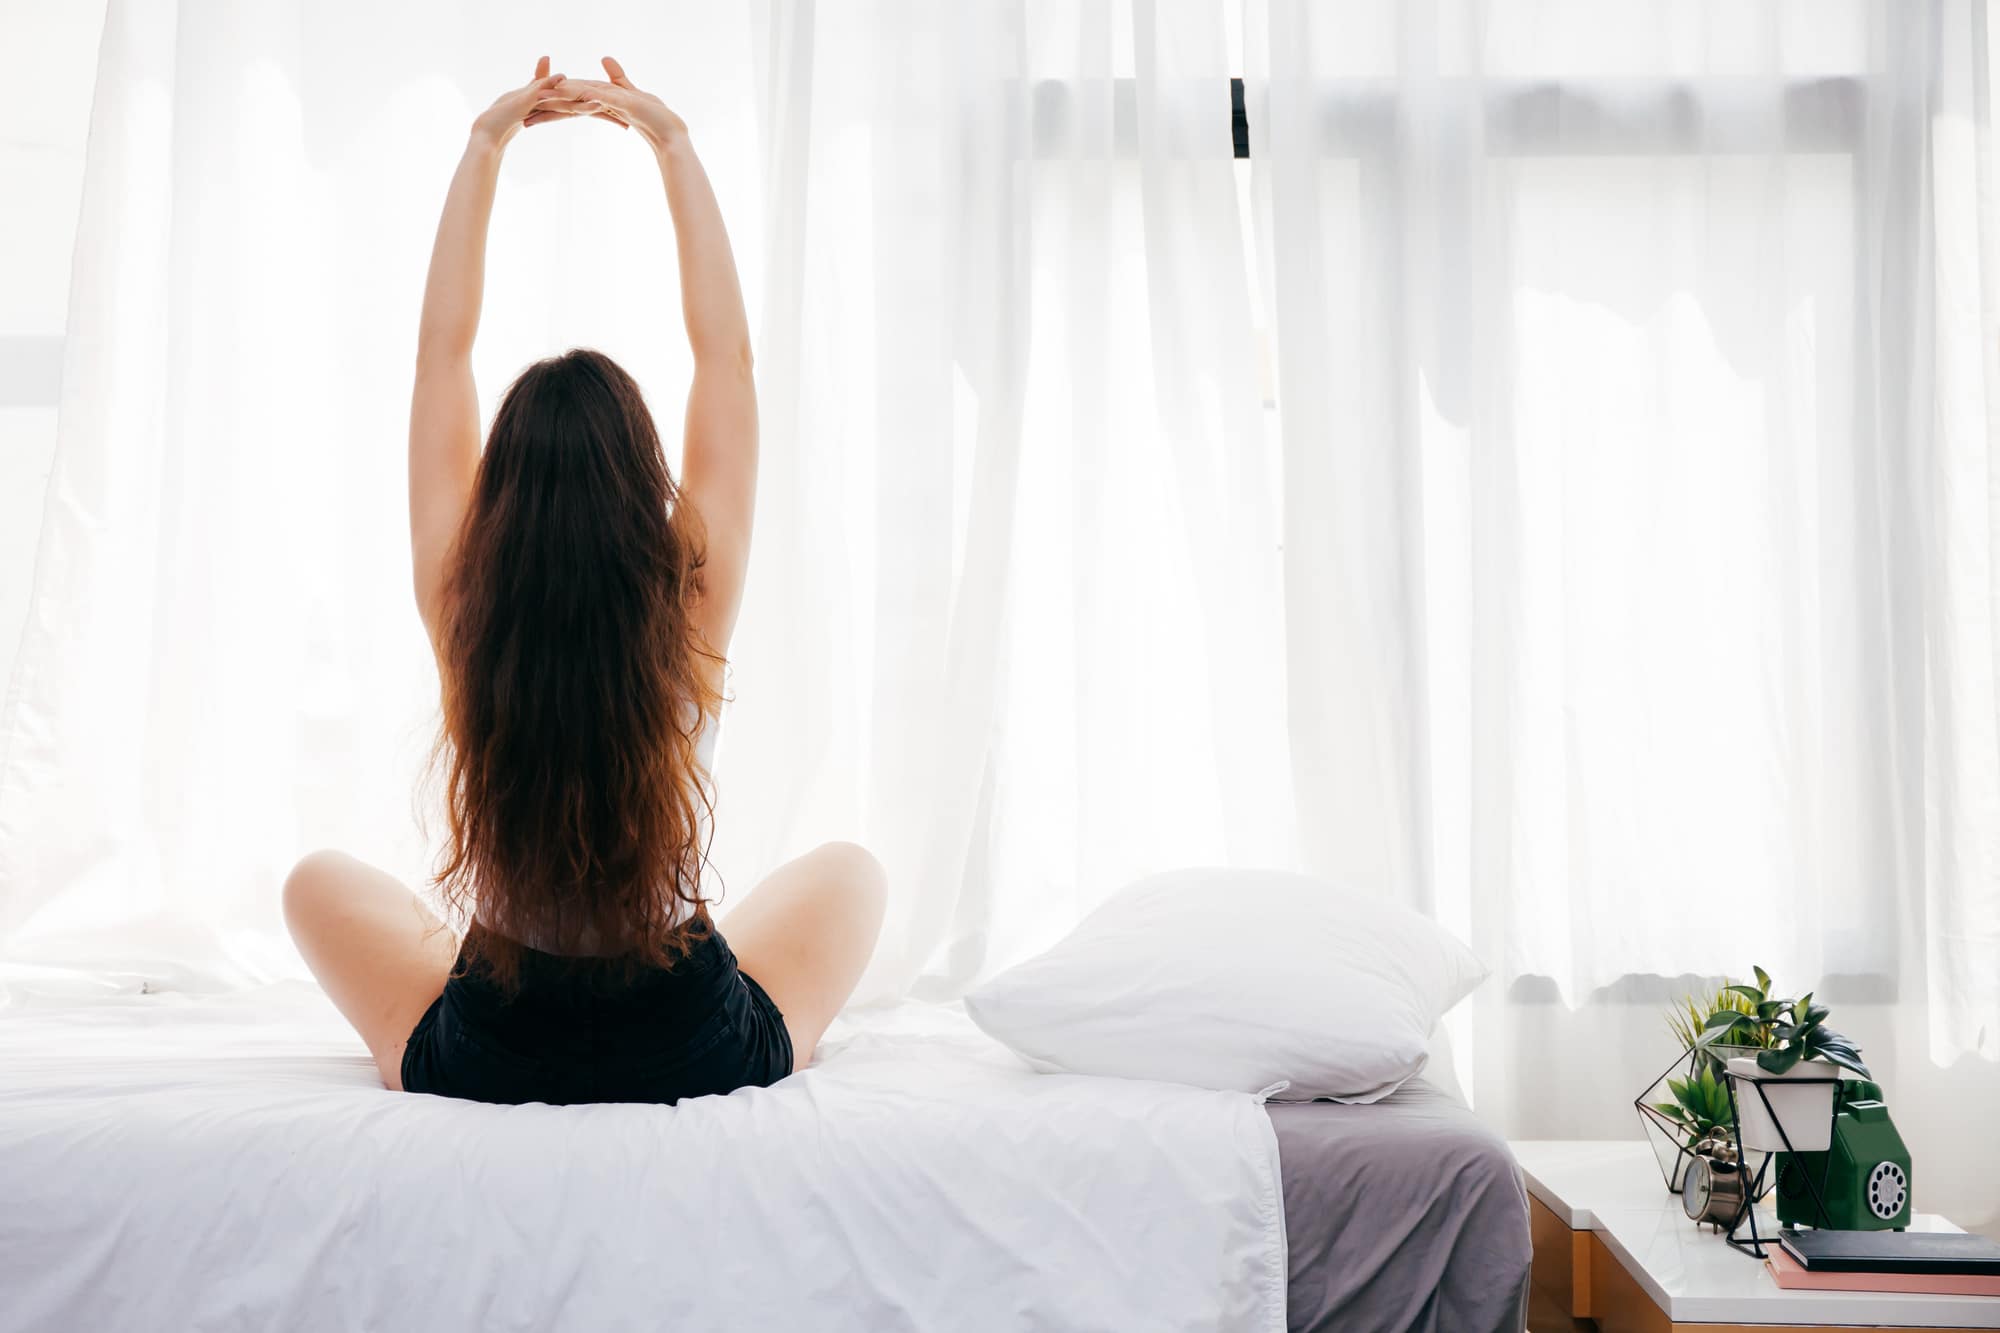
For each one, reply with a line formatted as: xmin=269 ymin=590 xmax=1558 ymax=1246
xmin=1510 ymin=1140 xmax=2000 ymax=1331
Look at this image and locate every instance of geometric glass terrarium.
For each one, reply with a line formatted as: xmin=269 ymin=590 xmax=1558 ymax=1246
xmin=1634 ymin=1048 xmax=1709 ymax=1192
xmin=1642 ymin=969 xmax=1820 ymax=1227
xmin=1633 ymin=1043 xmax=1766 ymax=1194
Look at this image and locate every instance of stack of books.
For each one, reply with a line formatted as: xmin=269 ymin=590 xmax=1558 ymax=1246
xmin=1768 ymin=1229 xmax=2000 ymax=1298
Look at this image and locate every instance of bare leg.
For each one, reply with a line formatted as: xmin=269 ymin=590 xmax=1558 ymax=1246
xmin=718 ymin=841 xmax=887 ymax=1071
xmin=282 ymin=849 xmax=459 ymax=1091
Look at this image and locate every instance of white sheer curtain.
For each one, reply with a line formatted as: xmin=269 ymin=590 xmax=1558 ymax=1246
xmin=0 ymin=0 xmax=1287 ymax=1000
xmin=733 ymin=0 xmax=1290 ymax=997
xmin=4 ymin=0 xmax=1997 ymax=1220
xmin=0 ymin=1 xmax=769 ymax=985
xmin=1246 ymin=0 xmax=1998 ymax=1051
xmin=1243 ymin=0 xmax=2000 ymax=1224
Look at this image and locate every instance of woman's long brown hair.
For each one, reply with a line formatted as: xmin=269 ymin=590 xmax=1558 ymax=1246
xmin=426 ymin=347 xmax=723 ymax=990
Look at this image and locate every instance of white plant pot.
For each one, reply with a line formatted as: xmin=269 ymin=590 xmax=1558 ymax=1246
xmin=1705 ymin=1043 xmax=1766 ymax=1067
xmin=1726 ymin=1056 xmax=1838 ymax=1153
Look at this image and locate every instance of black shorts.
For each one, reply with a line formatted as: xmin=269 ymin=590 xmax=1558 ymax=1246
xmin=400 ymin=926 xmax=794 ymax=1106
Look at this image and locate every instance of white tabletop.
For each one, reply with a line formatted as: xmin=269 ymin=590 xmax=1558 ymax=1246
xmin=1510 ymin=1140 xmax=2000 ymax=1329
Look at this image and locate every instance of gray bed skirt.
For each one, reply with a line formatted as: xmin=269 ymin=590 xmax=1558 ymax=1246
xmin=1266 ymin=1080 xmax=1531 ymax=1333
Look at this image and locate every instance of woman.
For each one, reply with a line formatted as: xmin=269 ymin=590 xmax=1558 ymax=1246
xmin=283 ymin=57 xmax=885 ymax=1105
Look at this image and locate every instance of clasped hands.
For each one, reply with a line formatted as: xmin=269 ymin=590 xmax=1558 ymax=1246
xmin=472 ymin=56 xmax=687 ymax=154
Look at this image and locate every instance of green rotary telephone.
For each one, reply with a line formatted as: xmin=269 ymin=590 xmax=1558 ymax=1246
xmin=1775 ymin=1078 xmax=1913 ymax=1231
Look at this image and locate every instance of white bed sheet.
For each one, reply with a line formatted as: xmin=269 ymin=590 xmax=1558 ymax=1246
xmin=0 ymin=981 xmax=1286 ymax=1332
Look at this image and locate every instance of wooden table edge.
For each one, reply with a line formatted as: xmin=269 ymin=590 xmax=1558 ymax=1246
xmin=1529 ymin=1193 xmax=1980 ymax=1333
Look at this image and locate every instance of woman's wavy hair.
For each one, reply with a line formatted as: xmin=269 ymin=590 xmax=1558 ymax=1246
xmin=426 ymin=347 xmax=723 ymax=990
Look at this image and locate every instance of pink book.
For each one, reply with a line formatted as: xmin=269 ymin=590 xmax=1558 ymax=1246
xmin=1767 ymin=1245 xmax=2000 ymax=1298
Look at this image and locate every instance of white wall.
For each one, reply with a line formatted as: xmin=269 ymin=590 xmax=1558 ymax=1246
xmin=0 ymin=0 xmax=106 ymax=673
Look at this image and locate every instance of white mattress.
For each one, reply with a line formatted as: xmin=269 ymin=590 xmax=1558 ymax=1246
xmin=0 ymin=980 xmax=1287 ymax=1332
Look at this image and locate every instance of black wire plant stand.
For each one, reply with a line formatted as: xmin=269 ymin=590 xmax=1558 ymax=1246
xmin=1718 ymin=1065 xmax=1842 ymax=1259
xmin=1632 ymin=1047 xmax=1842 ymax=1258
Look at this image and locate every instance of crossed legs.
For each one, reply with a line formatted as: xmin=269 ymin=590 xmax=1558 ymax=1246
xmin=282 ymin=840 xmax=886 ymax=1090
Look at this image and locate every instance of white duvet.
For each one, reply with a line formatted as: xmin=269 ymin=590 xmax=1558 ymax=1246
xmin=0 ymin=981 xmax=1286 ymax=1332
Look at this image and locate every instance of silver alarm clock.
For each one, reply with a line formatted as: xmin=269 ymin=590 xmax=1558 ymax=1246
xmin=1681 ymin=1132 xmax=1749 ymax=1230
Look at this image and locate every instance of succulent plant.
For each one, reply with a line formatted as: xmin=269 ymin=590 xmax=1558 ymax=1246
xmin=1652 ymin=1063 xmax=1735 ymax=1140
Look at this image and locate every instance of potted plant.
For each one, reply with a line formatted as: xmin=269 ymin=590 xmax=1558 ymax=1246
xmin=1636 ymin=979 xmax=1775 ymax=1190
xmin=1696 ymin=967 xmax=1870 ymax=1153
xmin=1667 ymin=980 xmax=1773 ymax=1077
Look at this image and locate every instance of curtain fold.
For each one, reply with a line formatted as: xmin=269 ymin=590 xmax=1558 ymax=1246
xmin=1926 ymin=0 xmax=2000 ymax=1063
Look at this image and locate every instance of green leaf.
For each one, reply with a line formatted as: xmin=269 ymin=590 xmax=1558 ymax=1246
xmin=1724 ymin=984 xmax=1766 ymax=1005
xmin=1754 ymin=965 xmax=1772 ymax=993
xmin=1801 ymin=1003 xmax=1830 ymax=1029
xmin=1703 ymin=1010 xmax=1748 ymax=1031
xmin=1811 ymin=1031 xmax=1868 ymax=1073
xmin=1758 ymin=1044 xmax=1805 ymax=1075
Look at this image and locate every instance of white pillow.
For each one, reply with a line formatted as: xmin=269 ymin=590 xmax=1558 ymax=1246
xmin=963 ymin=867 xmax=1487 ymax=1103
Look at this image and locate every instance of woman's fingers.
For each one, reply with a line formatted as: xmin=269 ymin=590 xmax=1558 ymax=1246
xmin=523 ymin=112 xmax=625 ymax=129
xmin=522 ymin=95 xmax=626 ymax=129
xmin=510 ymin=71 xmax=567 ymax=118
xmin=523 ymin=99 xmax=599 ymax=123
xmin=524 ymin=105 xmax=604 ymax=124
xmin=550 ymin=77 xmax=620 ymax=100
xmin=509 ymin=63 xmax=639 ymax=133
xmin=548 ymin=82 xmax=634 ymax=116
xmin=471 ymin=61 xmax=575 ymax=145
xmin=531 ymin=90 xmax=602 ymax=112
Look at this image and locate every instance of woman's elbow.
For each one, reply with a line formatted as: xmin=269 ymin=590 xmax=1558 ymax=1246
xmin=696 ymin=338 xmax=755 ymax=380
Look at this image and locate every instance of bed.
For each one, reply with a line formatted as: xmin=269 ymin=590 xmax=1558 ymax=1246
xmin=0 ymin=977 xmax=1527 ymax=1332
xmin=1271 ymin=1081 xmax=1531 ymax=1333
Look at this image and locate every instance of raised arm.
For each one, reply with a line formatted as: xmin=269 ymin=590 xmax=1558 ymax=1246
xmin=559 ymin=58 xmax=758 ymax=660
xmin=408 ymin=59 xmax=596 ymax=642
